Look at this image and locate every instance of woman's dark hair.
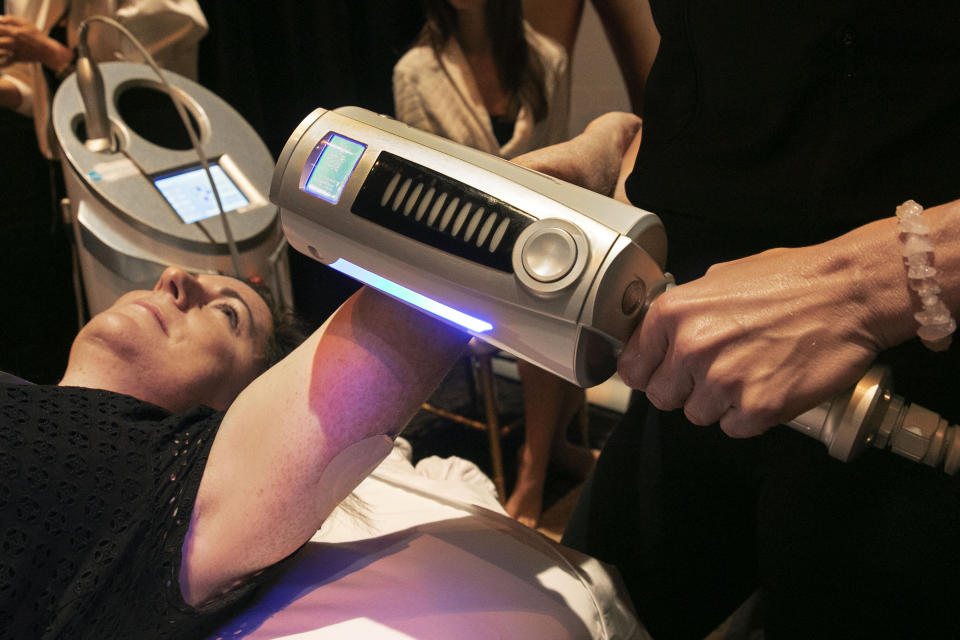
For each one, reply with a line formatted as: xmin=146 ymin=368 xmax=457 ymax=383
xmin=247 ymin=281 xmax=309 ymax=372
xmin=419 ymin=0 xmax=548 ymax=122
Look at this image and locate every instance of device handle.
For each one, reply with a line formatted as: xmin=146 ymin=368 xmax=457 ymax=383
xmin=75 ymin=36 xmax=113 ymax=152
xmin=787 ymin=364 xmax=960 ymax=473
xmin=637 ymin=279 xmax=960 ymax=472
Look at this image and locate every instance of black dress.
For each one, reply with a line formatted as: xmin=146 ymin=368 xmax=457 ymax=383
xmin=0 ymin=384 xmax=273 ymax=639
xmin=563 ymin=2 xmax=960 ymax=638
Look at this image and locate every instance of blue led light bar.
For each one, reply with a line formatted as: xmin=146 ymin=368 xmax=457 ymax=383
xmin=329 ymin=258 xmax=493 ymax=333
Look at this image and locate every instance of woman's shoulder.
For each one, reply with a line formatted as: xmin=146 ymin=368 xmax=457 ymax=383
xmin=523 ymin=20 xmax=568 ymax=70
xmin=394 ymin=43 xmax=441 ymax=77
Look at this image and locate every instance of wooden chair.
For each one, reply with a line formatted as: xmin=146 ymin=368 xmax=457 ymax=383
xmin=420 ymin=339 xmax=518 ymax=500
xmin=421 ymin=340 xmax=590 ymax=502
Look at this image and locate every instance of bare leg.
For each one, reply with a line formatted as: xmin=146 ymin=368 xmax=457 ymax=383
xmin=550 ymin=400 xmax=601 ymax=478
xmin=506 ymin=360 xmax=592 ymax=528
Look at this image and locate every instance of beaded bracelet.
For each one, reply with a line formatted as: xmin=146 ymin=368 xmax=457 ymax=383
xmin=896 ymin=200 xmax=956 ymax=351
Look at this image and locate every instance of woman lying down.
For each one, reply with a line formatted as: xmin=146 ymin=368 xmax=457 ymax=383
xmin=1 ymin=265 xmax=641 ymax=639
xmin=1 ymin=113 xmax=646 ymax=638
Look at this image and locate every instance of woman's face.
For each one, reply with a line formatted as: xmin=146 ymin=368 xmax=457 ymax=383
xmin=68 ymin=267 xmax=273 ymax=412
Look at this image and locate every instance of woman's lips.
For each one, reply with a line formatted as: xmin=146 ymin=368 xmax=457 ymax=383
xmin=134 ymin=301 xmax=169 ymax=335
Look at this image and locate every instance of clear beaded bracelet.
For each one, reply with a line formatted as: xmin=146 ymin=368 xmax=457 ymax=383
xmin=896 ymin=200 xmax=956 ymax=351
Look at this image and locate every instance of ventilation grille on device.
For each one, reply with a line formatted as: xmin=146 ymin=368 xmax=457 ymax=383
xmin=351 ymin=152 xmax=532 ymax=273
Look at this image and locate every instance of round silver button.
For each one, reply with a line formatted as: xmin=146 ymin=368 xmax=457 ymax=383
xmin=521 ymin=227 xmax=577 ymax=282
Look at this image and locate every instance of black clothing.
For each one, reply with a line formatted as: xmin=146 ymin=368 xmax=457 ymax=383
xmin=490 ymin=114 xmax=517 ymax=147
xmin=0 ymin=370 xmax=32 ymax=386
xmin=628 ymin=0 xmax=960 ymax=263
xmin=565 ymin=2 xmax=960 ymax=638
xmin=0 ymin=385 xmax=269 ymax=638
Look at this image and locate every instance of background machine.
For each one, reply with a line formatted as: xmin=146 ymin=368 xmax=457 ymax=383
xmin=53 ymin=59 xmax=291 ymax=318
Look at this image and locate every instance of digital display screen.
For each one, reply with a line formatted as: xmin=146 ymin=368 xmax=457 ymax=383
xmin=153 ymin=162 xmax=250 ymax=224
xmin=304 ymin=132 xmax=367 ymax=204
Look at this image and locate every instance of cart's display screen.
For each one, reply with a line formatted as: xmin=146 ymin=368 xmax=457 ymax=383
xmin=153 ymin=162 xmax=250 ymax=224
xmin=304 ymin=132 xmax=367 ymax=204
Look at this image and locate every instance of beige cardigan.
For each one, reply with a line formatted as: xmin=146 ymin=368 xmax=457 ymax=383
xmin=392 ymin=22 xmax=570 ymax=159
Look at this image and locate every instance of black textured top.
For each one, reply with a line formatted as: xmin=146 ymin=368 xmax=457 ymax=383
xmin=0 ymin=384 xmax=265 ymax=639
xmin=629 ymin=0 xmax=960 ymax=256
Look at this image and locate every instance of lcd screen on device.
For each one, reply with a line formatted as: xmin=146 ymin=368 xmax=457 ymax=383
xmin=153 ymin=162 xmax=250 ymax=224
xmin=304 ymin=133 xmax=367 ymax=204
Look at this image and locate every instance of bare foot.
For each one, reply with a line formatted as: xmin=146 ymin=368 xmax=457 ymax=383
xmin=505 ymin=475 xmax=544 ymax=529
xmin=506 ymin=442 xmax=598 ymax=528
xmin=552 ymin=442 xmax=600 ymax=479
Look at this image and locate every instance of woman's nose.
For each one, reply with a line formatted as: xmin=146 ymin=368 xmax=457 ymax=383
xmin=157 ymin=266 xmax=203 ymax=310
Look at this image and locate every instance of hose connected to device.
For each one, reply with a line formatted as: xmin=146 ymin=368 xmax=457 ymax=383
xmin=788 ymin=364 xmax=960 ymax=474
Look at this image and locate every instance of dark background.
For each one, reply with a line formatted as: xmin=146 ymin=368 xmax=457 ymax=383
xmin=197 ymin=0 xmax=426 ymax=326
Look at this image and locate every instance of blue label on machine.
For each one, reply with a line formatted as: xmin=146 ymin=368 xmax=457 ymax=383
xmin=153 ymin=162 xmax=250 ymax=224
xmin=304 ymin=132 xmax=367 ymax=204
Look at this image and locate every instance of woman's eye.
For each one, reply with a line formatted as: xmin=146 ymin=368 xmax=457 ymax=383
xmin=218 ymin=304 xmax=239 ymax=329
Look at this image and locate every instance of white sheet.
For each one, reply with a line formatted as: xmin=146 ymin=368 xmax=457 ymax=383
xmin=211 ymin=442 xmax=647 ymax=640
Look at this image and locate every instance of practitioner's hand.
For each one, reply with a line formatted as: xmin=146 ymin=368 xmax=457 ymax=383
xmin=513 ymin=111 xmax=641 ymax=196
xmin=0 ymin=15 xmax=72 ymax=71
xmin=617 ymin=235 xmax=905 ymax=438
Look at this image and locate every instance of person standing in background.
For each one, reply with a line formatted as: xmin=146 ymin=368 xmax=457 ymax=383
xmin=553 ymin=1 xmax=960 ymax=637
xmin=0 ymin=0 xmax=207 ymax=384
xmin=393 ymin=0 xmax=599 ymax=528
xmin=394 ymin=0 xmax=568 ymax=158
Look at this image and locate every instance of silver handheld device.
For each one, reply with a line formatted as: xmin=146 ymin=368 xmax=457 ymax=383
xmin=271 ymin=106 xmax=670 ymax=387
xmin=271 ymin=106 xmax=958 ymax=474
